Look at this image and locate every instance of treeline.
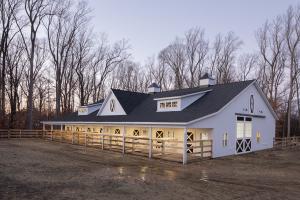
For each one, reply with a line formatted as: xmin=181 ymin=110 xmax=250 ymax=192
xmin=0 ymin=0 xmax=299 ymax=137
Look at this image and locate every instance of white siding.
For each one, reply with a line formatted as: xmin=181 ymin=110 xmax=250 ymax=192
xmin=188 ymin=84 xmax=276 ymax=158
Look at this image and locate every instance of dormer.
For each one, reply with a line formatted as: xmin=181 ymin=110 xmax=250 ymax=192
xmin=154 ymin=89 xmax=212 ymax=112
xmin=78 ymin=100 xmax=103 ymax=116
xmin=199 ymin=73 xmax=215 ymax=86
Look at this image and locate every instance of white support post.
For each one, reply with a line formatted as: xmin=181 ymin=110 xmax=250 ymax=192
xmin=122 ymin=126 xmax=125 ymax=154
xmin=61 ymin=125 xmax=63 ymax=142
xmin=101 ymin=134 xmax=104 ymax=150
xmin=148 ymin=127 xmax=152 ymax=158
xmin=72 ymin=132 xmax=74 ymax=144
xmin=183 ymin=127 xmax=188 ymax=165
xmin=51 ymin=125 xmax=53 ymax=141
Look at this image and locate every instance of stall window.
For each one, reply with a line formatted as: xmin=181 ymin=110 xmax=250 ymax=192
xmin=223 ymin=132 xmax=228 ymax=147
xmin=133 ymin=129 xmax=139 ymax=136
xmin=256 ymin=132 xmax=261 ymax=143
xmin=115 ymin=129 xmax=120 ymax=134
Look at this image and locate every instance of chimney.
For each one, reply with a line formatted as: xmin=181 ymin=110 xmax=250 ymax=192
xmin=199 ymin=73 xmax=215 ymax=86
xmin=147 ymin=83 xmax=161 ymax=94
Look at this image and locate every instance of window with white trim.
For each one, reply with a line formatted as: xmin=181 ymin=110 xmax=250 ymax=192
xmin=110 ymin=99 xmax=115 ymax=112
xmin=223 ymin=132 xmax=228 ymax=147
xmin=256 ymin=132 xmax=261 ymax=143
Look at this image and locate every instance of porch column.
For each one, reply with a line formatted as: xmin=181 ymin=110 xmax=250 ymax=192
xmin=122 ymin=126 xmax=126 ymax=154
xmin=148 ymin=127 xmax=152 ymax=158
xmin=183 ymin=127 xmax=188 ymax=165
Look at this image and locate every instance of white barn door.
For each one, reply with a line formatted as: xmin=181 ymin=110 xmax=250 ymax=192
xmin=236 ymin=116 xmax=252 ymax=153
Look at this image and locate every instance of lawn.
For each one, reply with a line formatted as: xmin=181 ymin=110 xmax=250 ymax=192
xmin=0 ymin=139 xmax=299 ymax=200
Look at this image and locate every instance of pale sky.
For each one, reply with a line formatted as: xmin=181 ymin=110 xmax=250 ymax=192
xmin=87 ymin=0 xmax=300 ymax=64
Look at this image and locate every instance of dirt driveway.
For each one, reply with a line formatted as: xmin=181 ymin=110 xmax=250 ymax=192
xmin=0 ymin=139 xmax=299 ymax=200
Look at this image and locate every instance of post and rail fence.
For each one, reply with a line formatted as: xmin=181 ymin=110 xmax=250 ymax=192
xmin=0 ymin=129 xmax=213 ymax=164
xmin=273 ymin=136 xmax=300 ymax=148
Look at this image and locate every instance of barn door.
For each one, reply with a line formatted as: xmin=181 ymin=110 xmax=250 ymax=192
xmin=187 ymin=132 xmax=194 ymax=153
xmin=236 ymin=116 xmax=252 ymax=153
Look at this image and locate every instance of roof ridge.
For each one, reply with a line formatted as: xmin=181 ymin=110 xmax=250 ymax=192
xmin=111 ymin=88 xmax=148 ymax=95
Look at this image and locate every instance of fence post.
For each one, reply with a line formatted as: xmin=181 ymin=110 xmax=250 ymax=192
xmin=19 ymin=130 xmax=21 ymax=138
xmin=148 ymin=127 xmax=152 ymax=158
xmin=101 ymin=134 xmax=104 ymax=150
xmin=72 ymin=132 xmax=74 ymax=144
xmin=85 ymin=132 xmax=87 ymax=147
xmin=122 ymin=126 xmax=125 ymax=154
xmin=201 ymin=141 xmax=204 ymax=158
xmin=8 ymin=129 xmax=10 ymax=139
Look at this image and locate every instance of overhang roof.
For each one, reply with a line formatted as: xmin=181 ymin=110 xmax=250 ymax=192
xmin=47 ymin=80 xmax=256 ymax=124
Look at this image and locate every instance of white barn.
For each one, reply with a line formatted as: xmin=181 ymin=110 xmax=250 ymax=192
xmin=42 ymin=74 xmax=277 ymax=164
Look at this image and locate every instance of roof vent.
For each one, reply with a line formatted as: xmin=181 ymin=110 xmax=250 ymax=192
xmin=148 ymin=83 xmax=161 ymax=94
xmin=199 ymin=73 xmax=215 ymax=86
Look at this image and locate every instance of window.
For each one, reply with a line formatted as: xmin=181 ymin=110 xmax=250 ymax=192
xmin=87 ymin=128 xmax=91 ymax=132
xmin=160 ymin=102 xmax=165 ymax=108
xmin=223 ymin=132 xmax=228 ymax=147
xmin=100 ymin=128 xmax=103 ymax=133
xmin=256 ymin=132 xmax=261 ymax=143
xmin=110 ymin=99 xmax=115 ymax=112
xmin=236 ymin=122 xmax=244 ymax=139
xmin=76 ymin=127 xmax=79 ymax=132
xmin=133 ymin=129 xmax=139 ymax=136
xmin=115 ymin=129 xmax=120 ymax=134
xmin=166 ymin=102 xmax=172 ymax=108
xmin=67 ymin=127 xmax=70 ymax=131
xmin=172 ymin=101 xmax=178 ymax=107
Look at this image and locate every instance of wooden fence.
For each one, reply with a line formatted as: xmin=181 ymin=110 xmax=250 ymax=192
xmin=273 ymin=136 xmax=300 ymax=148
xmin=0 ymin=129 xmax=43 ymax=139
xmin=0 ymin=129 xmax=213 ymax=163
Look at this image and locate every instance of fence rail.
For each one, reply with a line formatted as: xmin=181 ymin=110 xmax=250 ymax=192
xmin=0 ymin=129 xmax=213 ymax=164
xmin=0 ymin=129 xmax=43 ymax=139
xmin=273 ymin=136 xmax=300 ymax=148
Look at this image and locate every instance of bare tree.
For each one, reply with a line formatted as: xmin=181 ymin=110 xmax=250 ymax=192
xmin=158 ymin=38 xmax=186 ymax=89
xmin=284 ymin=5 xmax=300 ymax=137
xmin=210 ymin=32 xmax=242 ymax=83
xmin=184 ymin=27 xmax=209 ymax=87
xmin=14 ymin=0 xmax=49 ymax=129
xmin=237 ymin=53 xmax=258 ymax=81
xmin=5 ymin=37 xmax=26 ymax=128
xmin=256 ymin=18 xmax=286 ymax=112
xmin=45 ymin=0 xmax=90 ymax=116
xmin=0 ymin=0 xmax=21 ymax=127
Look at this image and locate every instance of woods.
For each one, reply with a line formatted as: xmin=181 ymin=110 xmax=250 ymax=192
xmin=0 ymin=0 xmax=299 ymax=137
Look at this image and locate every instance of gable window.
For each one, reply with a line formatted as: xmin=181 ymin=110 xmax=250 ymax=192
xmin=133 ymin=130 xmax=139 ymax=136
xmin=160 ymin=102 xmax=165 ymax=108
xmin=223 ymin=132 xmax=228 ymax=147
xmin=256 ymin=132 xmax=261 ymax=143
xmin=110 ymin=99 xmax=115 ymax=112
xmin=115 ymin=129 xmax=120 ymax=134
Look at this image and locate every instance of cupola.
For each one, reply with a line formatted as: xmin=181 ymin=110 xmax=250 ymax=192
xmin=147 ymin=83 xmax=161 ymax=94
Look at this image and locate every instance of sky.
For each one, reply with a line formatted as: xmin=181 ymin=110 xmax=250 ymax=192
xmin=87 ymin=0 xmax=300 ymax=64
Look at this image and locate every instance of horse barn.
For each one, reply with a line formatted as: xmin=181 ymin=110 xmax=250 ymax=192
xmin=42 ymin=75 xmax=277 ymax=164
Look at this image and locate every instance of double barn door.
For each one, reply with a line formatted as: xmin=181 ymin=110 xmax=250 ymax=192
xmin=236 ymin=116 xmax=252 ymax=153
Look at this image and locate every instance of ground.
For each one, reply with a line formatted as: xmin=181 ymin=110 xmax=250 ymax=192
xmin=0 ymin=139 xmax=299 ymax=200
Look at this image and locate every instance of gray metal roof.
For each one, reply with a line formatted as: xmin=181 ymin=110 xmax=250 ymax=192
xmin=49 ymin=80 xmax=255 ymax=124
